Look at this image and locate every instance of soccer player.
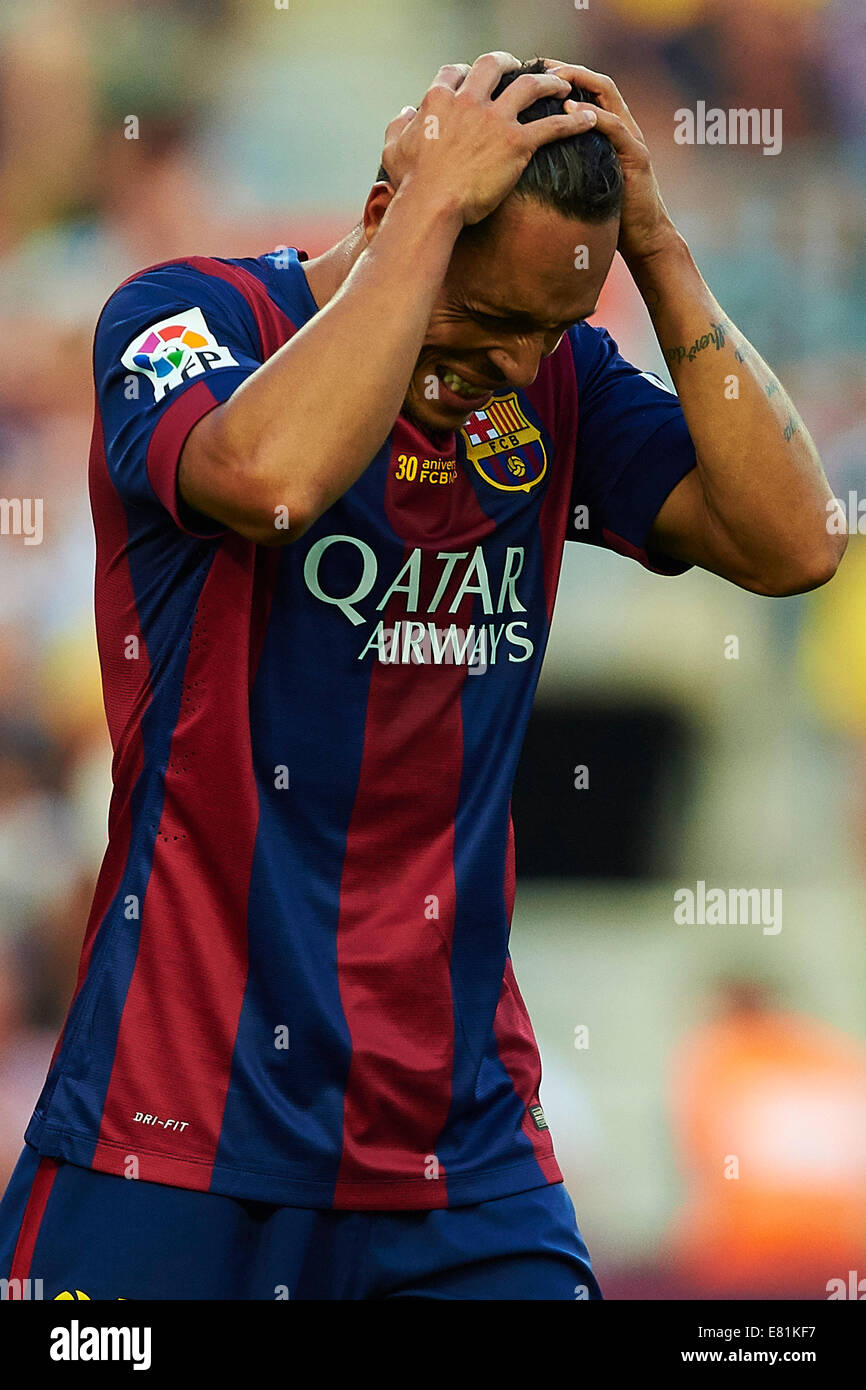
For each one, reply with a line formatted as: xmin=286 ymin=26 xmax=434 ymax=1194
xmin=0 ymin=54 xmax=844 ymax=1300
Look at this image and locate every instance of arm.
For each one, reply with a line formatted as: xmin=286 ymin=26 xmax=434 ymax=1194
xmin=631 ymin=238 xmax=842 ymax=596
xmin=547 ymin=62 xmax=846 ymax=597
xmin=179 ymin=184 xmax=461 ymax=545
xmin=179 ymin=54 xmax=593 ymax=546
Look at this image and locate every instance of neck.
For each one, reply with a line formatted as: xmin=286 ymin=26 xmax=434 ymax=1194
xmin=301 ymin=223 xmax=366 ymax=309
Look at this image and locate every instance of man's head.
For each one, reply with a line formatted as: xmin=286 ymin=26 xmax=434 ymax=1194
xmin=368 ymin=58 xmax=623 ymax=433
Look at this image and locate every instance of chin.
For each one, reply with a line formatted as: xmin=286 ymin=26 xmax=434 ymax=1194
xmin=404 ymin=397 xmax=468 ymax=435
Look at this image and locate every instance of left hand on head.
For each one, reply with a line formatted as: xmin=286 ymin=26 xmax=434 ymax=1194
xmin=543 ymin=60 xmax=680 ymax=267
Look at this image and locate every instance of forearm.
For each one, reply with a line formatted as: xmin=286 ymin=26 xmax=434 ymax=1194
xmin=185 ymin=180 xmax=462 ymax=540
xmin=179 ymin=56 xmax=592 ymax=544
xmin=629 ymin=234 xmax=845 ymax=591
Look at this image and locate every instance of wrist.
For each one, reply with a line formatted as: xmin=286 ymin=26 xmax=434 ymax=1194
xmin=390 ymin=175 xmax=464 ymax=240
xmin=625 ymin=228 xmax=695 ymax=304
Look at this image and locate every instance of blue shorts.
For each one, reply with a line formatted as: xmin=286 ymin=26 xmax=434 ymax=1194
xmin=0 ymin=1144 xmax=602 ymax=1300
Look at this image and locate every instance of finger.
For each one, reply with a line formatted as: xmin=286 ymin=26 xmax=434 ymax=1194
xmin=428 ymin=62 xmax=472 ymax=93
xmin=459 ymin=50 xmax=521 ymax=99
xmin=494 ymin=71 xmax=572 ymax=118
xmin=544 ymin=60 xmax=643 ymax=140
xmin=566 ymin=101 xmax=648 ymax=164
xmin=383 ymin=106 xmax=416 ymax=144
xmin=380 ymin=107 xmax=417 ymax=182
xmin=543 ymin=59 xmax=621 ymax=107
xmin=522 ymin=106 xmax=602 ymax=151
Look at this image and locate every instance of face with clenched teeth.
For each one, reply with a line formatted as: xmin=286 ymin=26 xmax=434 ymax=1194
xmin=401 ymin=194 xmax=619 ymax=436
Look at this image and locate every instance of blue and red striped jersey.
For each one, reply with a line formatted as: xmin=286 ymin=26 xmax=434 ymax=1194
xmin=26 ymin=247 xmax=696 ymax=1209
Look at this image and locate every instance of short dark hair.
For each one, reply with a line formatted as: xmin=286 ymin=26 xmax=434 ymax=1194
xmin=377 ymin=57 xmax=623 ymax=225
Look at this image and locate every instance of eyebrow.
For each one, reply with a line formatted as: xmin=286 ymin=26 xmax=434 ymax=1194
xmin=471 ymin=301 xmax=596 ymax=330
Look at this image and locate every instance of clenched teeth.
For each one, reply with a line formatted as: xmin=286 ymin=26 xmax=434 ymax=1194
xmin=441 ymin=368 xmax=489 ymax=400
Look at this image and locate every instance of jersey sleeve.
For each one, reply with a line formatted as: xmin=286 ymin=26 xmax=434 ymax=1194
xmin=566 ymin=321 xmax=698 ymax=574
xmin=93 ymin=260 xmax=264 ymax=538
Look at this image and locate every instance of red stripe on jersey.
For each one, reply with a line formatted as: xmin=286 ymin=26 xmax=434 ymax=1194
xmin=601 ymin=527 xmax=673 ymax=573
xmin=184 ymin=257 xmax=296 ymax=358
xmin=332 ymin=634 xmax=464 ymax=1208
xmin=529 ymin=340 xmax=579 ymax=621
xmin=49 ymin=408 xmax=152 ymax=1070
xmin=92 ymin=537 xmax=260 ymax=1188
xmin=116 ymin=254 xmax=297 ymax=366
xmin=115 ymin=249 xmax=304 ymax=294
xmin=505 ymin=812 xmax=516 ymax=923
xmin=332 ymin=421 xmax=495 ymax=1208
xmin=494 ymin=957 xmax=563 ymax=1178
xmin=145 ymin=378 xmax=226 ymax=534
xmin=8 ymin=1157 xmax=60 ymax=1285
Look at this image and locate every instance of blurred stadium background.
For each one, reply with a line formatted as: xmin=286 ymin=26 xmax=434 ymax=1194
xmin=1 ymin=0 xmax=865 ymax=1299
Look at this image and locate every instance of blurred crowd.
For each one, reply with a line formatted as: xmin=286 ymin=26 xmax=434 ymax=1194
xmin=1 ymin=0 xmax=864 ymax=1292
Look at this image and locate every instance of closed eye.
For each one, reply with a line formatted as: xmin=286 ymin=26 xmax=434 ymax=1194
xmin=469 ymin=308 xmax=585 ymax=334
xmin=469 ymin=310 xmax=522 ymax=330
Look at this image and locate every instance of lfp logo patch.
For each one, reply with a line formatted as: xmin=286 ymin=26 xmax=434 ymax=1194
xmin=121 ymin=307 xmax=238 ymax=402
xmin=460 ymin=394 xmax=547 ymax=493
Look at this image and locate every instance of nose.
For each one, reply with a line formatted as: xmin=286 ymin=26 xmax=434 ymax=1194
xmin=486 ymin=338 xmax=548 ymax=392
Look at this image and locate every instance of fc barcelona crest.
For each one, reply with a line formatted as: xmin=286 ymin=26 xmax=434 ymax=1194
xmin=459 ymin=393 xmax=547 ymax=493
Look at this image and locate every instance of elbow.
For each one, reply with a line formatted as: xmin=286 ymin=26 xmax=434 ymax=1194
xmin=808 ymin=530 xmax=848 ymax=590
xmin=218 ymin=439 xmax=324 ymax=546
xmin=757 ymin=531 xmax=847 ymax=597
xmin=235 ymin=484 xmax=321 ymax=547
xmin=183 ymin=408 xmax=322 ymax=547
xmin=238 ymin=443 xmax=333 ymax=546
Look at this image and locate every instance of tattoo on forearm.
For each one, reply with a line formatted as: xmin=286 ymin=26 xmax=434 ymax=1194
xmin=783 ymin=413 xmax=801 ymax=443
xmin=664 ymin=321 xmax=728 ymax=367
xmin=663 ymin=321 xmax=799 ymax=442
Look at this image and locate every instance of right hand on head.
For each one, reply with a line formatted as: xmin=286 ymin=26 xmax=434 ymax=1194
xmin=380 ymin=51 xmax=599 ymax=226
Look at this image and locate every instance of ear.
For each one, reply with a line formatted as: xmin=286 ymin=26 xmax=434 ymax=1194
xmin=362 ymin=181 xmax=396 ymax=244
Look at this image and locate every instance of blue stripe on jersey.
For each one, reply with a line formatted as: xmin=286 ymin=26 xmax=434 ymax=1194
xmin=435 ymin=518 xmax=554 ymax=1181
xmin=242 ymin=248 xmax=321 ymax=326
xmin=212 ymin=443 xmax=406 ymax=1198
xmin=425 ymin=390 xmax=556 ymax=1181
